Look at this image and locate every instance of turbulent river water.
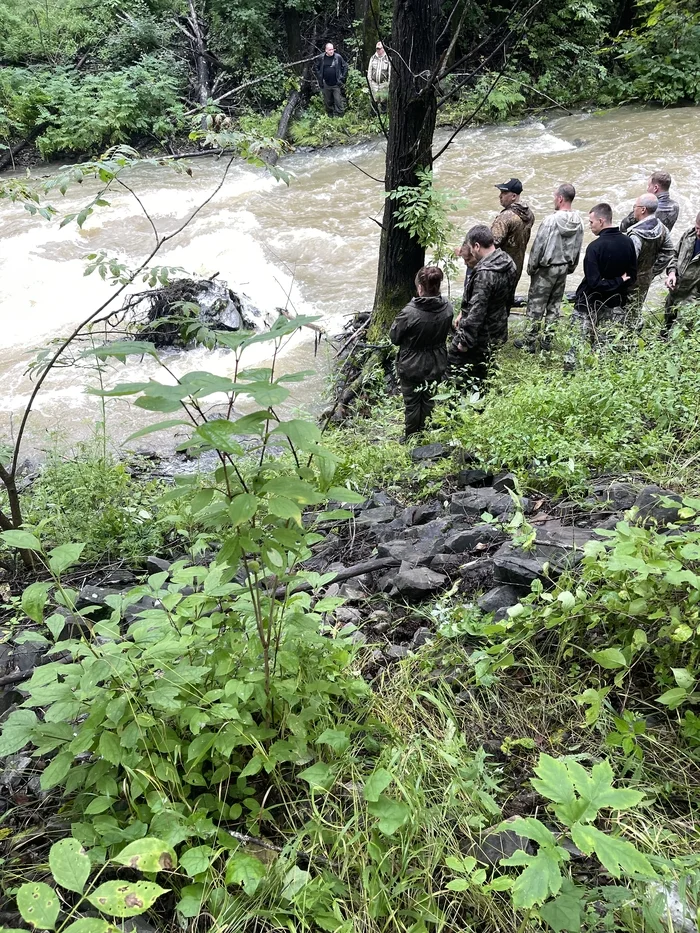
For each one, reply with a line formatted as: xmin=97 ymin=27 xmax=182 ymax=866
xmin=2 ymin=103 xmax=700 ymax=459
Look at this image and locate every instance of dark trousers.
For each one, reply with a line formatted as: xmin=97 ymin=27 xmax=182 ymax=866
xmin=447 ymin=342 xmax=491 ymax=391
xmin=400 ymin=381 xmax=436 ymax=438
xmin=322 ymin=83 xmax=345 ymax=116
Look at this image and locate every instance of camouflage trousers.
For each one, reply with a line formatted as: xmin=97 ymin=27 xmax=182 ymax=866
xmin=525 ymin=265 xmax=568 ymax=341
xmin=564 ymin=297 xmax=629 ymax=369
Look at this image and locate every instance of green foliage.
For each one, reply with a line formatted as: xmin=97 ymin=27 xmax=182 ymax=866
xmin=0 ymin=56 xmax=186 ymax=156
xmin=389 ymin=168 xmax=464 ymax=274
xmin=19 ymin=444 xmax=165 ymax=563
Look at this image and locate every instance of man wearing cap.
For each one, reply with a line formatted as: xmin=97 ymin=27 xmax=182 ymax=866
xmin=367 ymin=41 xmax=390 ymax=114
xmin=491 ymin=178 xmax=535 ymax=301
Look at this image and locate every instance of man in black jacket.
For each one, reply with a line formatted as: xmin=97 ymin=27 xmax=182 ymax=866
xmin=572 ymin=203 xmax=637 ymax=344
xmin=314 ymin=43 xmax=348 ymax=117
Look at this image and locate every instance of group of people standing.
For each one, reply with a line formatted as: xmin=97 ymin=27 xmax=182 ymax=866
xmin=313 ymin=41 xmax=391 ymax=117
xmin=391 ymin=171 xmax=700 ymax=439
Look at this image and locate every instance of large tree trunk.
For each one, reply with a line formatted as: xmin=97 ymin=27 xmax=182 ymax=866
xmin=371 ymin=0 xmax=441 ymax=336
xmin=187 ymin=0 xmax=211 ymax=130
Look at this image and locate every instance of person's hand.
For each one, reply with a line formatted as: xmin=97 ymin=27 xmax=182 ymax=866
xmin=455 ymin=341 xmax=467 ymax=352
xmin=621 ymin=273 xmax=631 ymax=282
xmin=666 ymin=270 xmax=678 ymax=291
xmin=453 ymin=312 xmax=462 ymax=330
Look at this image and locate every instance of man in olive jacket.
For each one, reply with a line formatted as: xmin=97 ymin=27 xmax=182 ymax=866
xmin=449 ymin=225 xmax=516 ymax=387
xmin=665 ymin=211 xmax=700 ymax=329
xmin=491 ymin=177 xmax=535 ymax=298
xmin=625 ymin=193 xmax=674 ymax=319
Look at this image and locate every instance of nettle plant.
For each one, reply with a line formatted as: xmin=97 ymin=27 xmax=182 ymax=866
xmin=0 ymin=320 xmax=375 ymax=921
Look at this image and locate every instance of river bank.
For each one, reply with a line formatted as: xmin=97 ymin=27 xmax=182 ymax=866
xmin=2 ymin=308 xmax=700 ymax=932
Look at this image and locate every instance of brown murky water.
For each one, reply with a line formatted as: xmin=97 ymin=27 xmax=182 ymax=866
xmin=2 ymin=103 xmax=700 ymax=458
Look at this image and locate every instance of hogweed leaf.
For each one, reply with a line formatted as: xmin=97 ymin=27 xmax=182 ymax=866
xmin=569 ymin=823 xmax=655 ymax=878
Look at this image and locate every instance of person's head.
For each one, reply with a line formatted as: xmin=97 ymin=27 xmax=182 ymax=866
xmin=554 ymin=183 xmax=576 ymax=211
xmin=648 ymin=171 xmax=672 ymax=195
xmin=633 ymin=192 xmax=658 ymax=221
xmin=324 ymin=42 xmax=335 ymax=56
xmin=375 ymin=41 xmax=385 ymax=56
xmin=588 ymin=203 xmax=613 ymax=235
xmin=495 ymin=177 xmax=523 ymax=208
xmin=415 ymin=265 xmax=443 ymax=297
xmin=465 ymin=224 xmax=496 ymax=262
xmin=695 ymin=212 xmax=700 ymax=240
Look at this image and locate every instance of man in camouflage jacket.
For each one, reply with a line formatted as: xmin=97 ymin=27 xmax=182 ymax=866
xmin=620 ymin=170 xmax=680 ymax=233
xmin=665 ymin=211 xmax=700 ymax=329
xmin=449 ymin=224 xmax=516 ymax=387
xmin=625 ymin=193 xmax=675 ymax=321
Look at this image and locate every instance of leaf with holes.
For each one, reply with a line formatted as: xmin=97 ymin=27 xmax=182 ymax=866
xmin=87 ymin=881 xmax=166 ymax=917
xmin=225 ymin=852 xmax=267 ymax=895
xmin=49 ymin=838 xmax=91 ymax=894
xmin=113 ymin=837 xmax=177 ymax=873
xmin=17 ymin=882 xmax=60 ymax=930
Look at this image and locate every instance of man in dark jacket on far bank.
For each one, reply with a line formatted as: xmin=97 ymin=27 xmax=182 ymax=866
xmin=568 ymin=203 xmax=637 ymax=365
xmin=449 ymin=225 xmax=517 ymax=387
xmin=314 ymin=43 xmax=348 ymax=117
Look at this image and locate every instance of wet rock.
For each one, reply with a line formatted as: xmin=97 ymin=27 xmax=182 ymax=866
xmin=355 ymin=506 xmax=398 ymax=527
xmin=393 ymin=564 xmax=448 ymax=600
xmin=373 ymin=518 xmax=408 ymax=542
xmin=384 ymin=645 xmax=410 ymax=661
xmin=377 ymin=540 xmax=432 ymax=567
xmin=493 ymin=472 xmax=518 ymax=493
xmin=587 ymin=480 xmax=637 ymax=512
xmin=468 ymin=822 xmax=534 ymax=867
xmin=410 ymin=443 xmax=451 ymax=462
xmin=478 ymin=584 xmax=524 ymax=614
xmin=360 ymin=491 xmax=402 ymax=511
xmin=633 ymin=485 xmax=683 ymax=525
xmin=0 ymin=755 xmax=32 ymax=793
xmin=457 ymin=468 xmax=493 ymax=488
xmin=13 ymin=639 xmax=49 ymax=672
xmin=493 ymin=527 xmax=593 ymax=587
xmin=335 ymin=607 xmax=362 ymax=626
xmin=441 ymin=524 xmax=504 ymax=555
xmin=429 ymin=553 xmax=461 ymax=576
xmin=349 ymin=629 xmax=368 ymax=646
xmin=411 ymin=500 xmax=444 ymax=525
xmin=76 ymin=586 xmax=124 ymax=611
xmin=339 ymin=574 xmax=372 ymax=601
xmin=450 ymin=489 xmax=530 ymax=519
xmin=411 ymin=627 xmax=434 ymax=649
xmin=146 ymin=556 xmax=172 ymax=575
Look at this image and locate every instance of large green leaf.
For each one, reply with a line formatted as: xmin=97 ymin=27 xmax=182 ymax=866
xmin=86 ymin=881 xmax=166 ymax=917
xmin=40 ymin=751 xmax=74 ymax=789
xmin=63 ymin=920 xmax=116 ymax=933
xmin=179 ymin=846 xmax=214 ymax=878
xmin=229 ymin=494 xmax=259 ymax=527
xmin=232 ymin=380 xmax=289 ymax=407
xmin=539 ymin=892 xmax=583 ymax=932
xmin=113 ymin=837 xmax=177 ymax=873
xmin=192 ymin=420 xmax=246 ymax=455
xmin=591 ymin=648 xmax=628 ymax=670
xmin=17 ymin=882 xmax=60 ymax=930
xmin=225 ymin=852 xmax=267 ymax=895
xmin=271 ymin=419 xmax=322 ymax=450
xmin=81 ymin=340 xmax=158 ymax=361
xmin=363 ymin=767 xmax=393 ymax=802
xmin=261 ymin=477 xmax=325 ymax=505
xmin=569 ymin=824 xmax=655 ymax=878
xmin=531 ymin=754 xmax=576 ymax=806
xmin=502 ymin=848 xmax=564 ymax=909
xmin=1 ymin=530 xmax=42 ymax=551
xmin=22 ymin=581 xmax=51 ymax=624
xmin=48 ymin=543 xmax=85 ymax=577
xmin=297 ymin=762 xmax=333 ymax=790
xmin=267 ymin=496 xmax=302 ymax=525
xmin=503 ymin=817 xmax=557 ymax=848
xmin=0 ymin=709 xmax=38 ymax=755
xmin=98 ymin=732 xmax=121 ymax=766
xmin=566 ymin=759 xmax=645 ymax=814
xmin=367 ymin=795 xmax=410 ymax=835
xmin=125 ymin=419 xmax=191 ymax=442
xmin=49 ymin=838 xmax=91 ymax=894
